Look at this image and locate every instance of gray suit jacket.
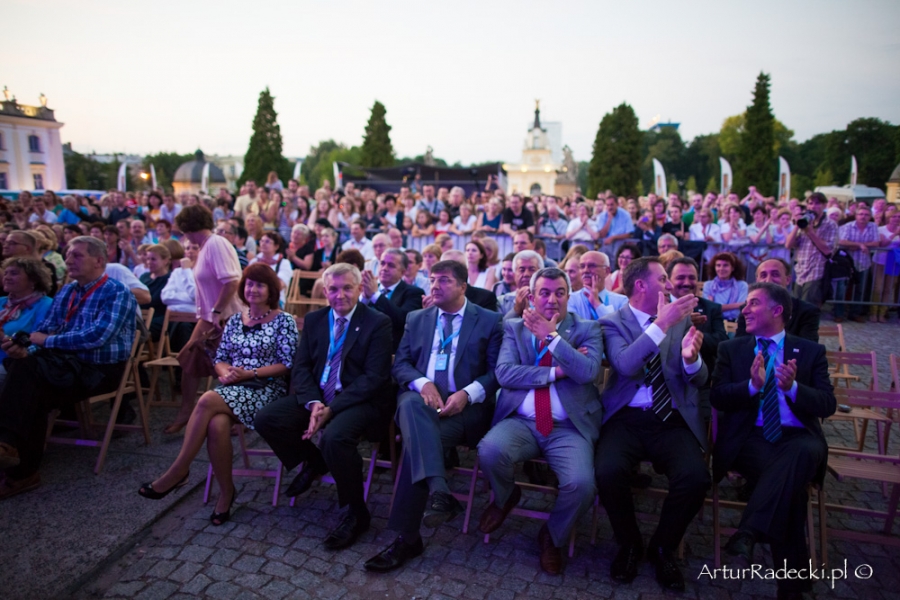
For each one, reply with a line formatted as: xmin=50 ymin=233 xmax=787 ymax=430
xmin=494 ymin=314 xmax=604 ymax=444
xmin=599 ymin=304 xmax=709 ymax=450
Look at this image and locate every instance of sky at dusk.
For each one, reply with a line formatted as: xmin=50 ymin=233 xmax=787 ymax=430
xmin=5 ymin=0 xmax=899 ymax=165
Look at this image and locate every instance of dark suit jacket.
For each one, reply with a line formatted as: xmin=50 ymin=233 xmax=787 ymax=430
xmin=290 ymin=303 xmax=393 ymax=416
xmin=370 ymin=280 xmax=425 ymax=352
xmin=466 ymin=285 xmax=498 ymax=312
xmin=392 ymin=301 xmax=503 ymax=443
xmin=735 ymin=296 xmax=820 ymax=342
xmin=710 ymin=333 xmax=836 ymax=482
xmin=694 ymin=297 xmax=728 ymax=374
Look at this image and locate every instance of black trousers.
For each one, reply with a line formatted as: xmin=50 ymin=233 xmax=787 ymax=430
xmin=594 ymin=407 xmax=711 ymax=552
xmin=732 ymin=427 xmax=826 ymax=593
xmin=254 ymin=395 xmax=379 ymax=514
xmin=0 ymin=353 xmax=125 ymax=479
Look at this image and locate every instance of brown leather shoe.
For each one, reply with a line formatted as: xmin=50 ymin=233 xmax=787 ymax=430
xmin=0 ymin=442 xmax=20 ymax=470
xmin=0 ymin=472 xmax=40 ymax=500
xmin=478 ymin=485 xmax=522 ymax=534
xmin=537 ymin=523 xmax=563 ymax=575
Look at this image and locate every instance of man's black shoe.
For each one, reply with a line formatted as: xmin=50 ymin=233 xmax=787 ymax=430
xmin=364 ymin=535 xmax=424 ymax=572
xmin=422 ymin=491 xmax=463 ymax=528
xmin=323 ymin=511 xmax=369 ymax=550
xmin=647 ymin=546 xmax=685 ymax=591
xmin=725 ymin=529 xmax=756 ymax=565
xmin=285 ymin=463 xmax=326 ymax=498
xmin=610 ymin=543 xmax=642 ymax=583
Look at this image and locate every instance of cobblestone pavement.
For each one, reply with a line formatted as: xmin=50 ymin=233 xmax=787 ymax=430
xmin=2 ymin=319 xmax=898 ymax=600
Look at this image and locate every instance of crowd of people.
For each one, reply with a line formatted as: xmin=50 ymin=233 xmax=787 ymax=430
xmin=0 ymin=176 xmax=893 ymax=599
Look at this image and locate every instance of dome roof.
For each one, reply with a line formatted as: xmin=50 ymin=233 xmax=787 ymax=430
xmin=889 ymin=162 xmax=900 ymax=183
xmin=173 ymin=150 xmax=226 ymax=184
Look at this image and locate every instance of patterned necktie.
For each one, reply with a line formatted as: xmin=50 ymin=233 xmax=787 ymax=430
xmin=433 ymin=313 xmax=454 ymax=400
xmin=322 ymin=317 xmax=347 ymax=404
xmin=646 ymin=316 xmax=674 ymax=421
xmin=534 ymin=340 xmax=554 ymax=436
xmin=759 ymin=338 xmax=782 ymax=443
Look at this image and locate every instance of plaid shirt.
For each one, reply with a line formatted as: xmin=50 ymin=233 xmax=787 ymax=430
xmin=794 ymin=217 xmax=837 ymax=285
xmin=36 ymin=275 xmax=137 ymax=364
xmin=839 ymin=221 xmax=879 ymax=271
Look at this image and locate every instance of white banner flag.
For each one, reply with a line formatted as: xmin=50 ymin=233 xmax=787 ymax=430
xmin=117 ymin=162 xmax=127 ymax=192
xmin=201 ymin=162 xmax=210 ymax=193
xmin=293 ymin=160 xmax=302 ymax=181
xmin=333 ymin=162 xmax=343 ymax=191
xmin=778 ymin=156 xmax=791 ymax=202
xmin=652 ymin=159 xmax=667 ymax=197
xmin=150 ymin=164 xmax=157 ymax=190
xmin=850 ymin=155 xmax=858 ymax=187
xmin=719 ymin=157 xmax=733 ymax=196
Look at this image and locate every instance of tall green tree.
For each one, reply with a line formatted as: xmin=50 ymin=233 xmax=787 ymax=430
xmin=64 ymin=150 xmax=112 ymax=191
xmin=360 ymin=101 xmax=394 ymax=168
xmin=640 ymin=126 xmax=685 ymax=193
xmin=587 ymin=103 xmax=642 ymax=198
xmin=735 ymin=72 xmax=776 ymax=195
xmin=303 ymin=140 xmax=345 ymax=189
xmin=821 ymin=118 xmax=899 ymax=187
xmin=240 ymin=88 xmax=291 ymax=186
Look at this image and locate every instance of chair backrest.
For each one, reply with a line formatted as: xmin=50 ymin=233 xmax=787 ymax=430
xmin=832 ymin=386 xmax=900 ymax=412
xmin=160 ymin=310 xmax=199 ymax=358
xmin=826 ymin=350 xmax=879 ymax=390
xmin=818 ymin=324 xmax=844 ymax=350
xmin=724 ymin=321 xmax=737 ymax=335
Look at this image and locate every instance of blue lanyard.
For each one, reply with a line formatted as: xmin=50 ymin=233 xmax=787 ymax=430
xmin=438 ymin=313 xmax=461 ymax=354
xmin=759 ymin=337 xmax=785 ymax=382
xmin=583 ymin=289 xmax=599 ymax=320
xmin=320 ymin=310 xmax=350 ymax=386
xmin=531 ymin=335 xmax=551 ymax=366
xmin=382 ymin=285 xmax=393 ymax=299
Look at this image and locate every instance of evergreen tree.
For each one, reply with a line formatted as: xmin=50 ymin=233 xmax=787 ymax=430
xmin=587 ymin=103 xmax=642 ymax=198
xmin=735 ymin=72 xmax=776 ymax=195
xmin=240 ymin=88 xmax=291 ymax=186
xmin=360 ymin=101 xmax=394 ymax=168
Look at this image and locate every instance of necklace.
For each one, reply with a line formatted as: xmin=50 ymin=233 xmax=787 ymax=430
xmin=247 ymin=308 xmax=273 ymax=322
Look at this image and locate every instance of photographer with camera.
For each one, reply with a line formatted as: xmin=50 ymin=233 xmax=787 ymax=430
xmin=786 ymin=193 xmax=837 ymax=307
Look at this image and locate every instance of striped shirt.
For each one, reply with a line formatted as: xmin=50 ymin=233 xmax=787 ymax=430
xmin=794 ymin=217 xmax=837 ymax=285
xmin=36 ymin=275 xmax=138 ymax=364
xmin=838 ymin=221 xmax=879 ymax=271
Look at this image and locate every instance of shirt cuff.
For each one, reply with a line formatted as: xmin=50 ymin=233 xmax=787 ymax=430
xmin=411 ymin=377 xmax=430 ymax=394
xmin=548 ymin=368 xmax=557 ymax=383
xmin=548 ymin=334 xmax=563 ymax=352
xmin=42 ymin=335 xmax=55 ymax=349
xmin=645 ymin=323 xmax=666 ymax=346
xmin=786 ymin=380 xmax=798 ymax=400
xmin=369 ymin=291 xmax=382 ymax=304
xmin=748 ymin=381 xmax=759 ymax=397
xmin=463 ymin=382 xmax=486 ymax=404
xmin=304 ymin=400 xmax=323 ymax=410
xmin=683 ymin=356 xmax=702 ymax=374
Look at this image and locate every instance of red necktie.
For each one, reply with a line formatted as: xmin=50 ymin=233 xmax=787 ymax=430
xmin=535 ymin=340 xmax=554 ymax=436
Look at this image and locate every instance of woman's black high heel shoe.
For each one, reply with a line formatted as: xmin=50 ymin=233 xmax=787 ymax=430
xmin=210 ymin=486 xmax=237 ymax=526
xmin=138 ymin=472 xmax=189 ymax=500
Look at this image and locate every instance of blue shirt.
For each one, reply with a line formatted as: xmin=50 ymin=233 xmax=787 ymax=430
xmin=593 ymin=209 xmax=633 ymax=238
xmin=36 ymin=275 xmax=138 ymax=364
xmin=0 ymin=296 xmax=53 ymax=361
xmin=57 ymin=208 xmax=83 ymax=225
xmin=567 ymin=288 xmax=628 ymax=320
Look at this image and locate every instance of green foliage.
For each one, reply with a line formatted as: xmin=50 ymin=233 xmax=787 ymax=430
xmin=683 ymin=134 xmax=721 ymax=195
xmin=240 ymin=88 xmax=292 ymax=187
xmin=360 ymin=101 xmax=394 ymax=168
xmin=814 ymin=168 xmax=835 ymax=187
xmin=641 ymin=127 xmax=685 ymax=194
xmin=308 ymin=146 xmax=362 ymax=191
xmin=577 ymin=160 xmax=589 ymax=194
xmin=667 ymin=176 xmax=679 ymax=197
xmin=735 ymin=72 xmax=776 ymax=195
xmin=791 ymin=174 xmax=812 ymax=199
xmin=303 ymin=140 xmax=345 ymax=189
xmin=821 ymin=118 xmax=899 ymax=187
xmin=64 ymin=150 xmax=113 ymax=191
xmin=587 ymin=103 xmax=642 ymax=198
xmin=685 ymin=176 xmax=698 ymax=194
xmin=704 ymin=176 xmax=719 ymax=194
xmin=142 ymin=151 xmax=195 ymax=192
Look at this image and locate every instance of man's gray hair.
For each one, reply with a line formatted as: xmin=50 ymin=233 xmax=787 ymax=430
xmin=513 ymin=250 xmax=544 ymax=271
xmin=69 ymin=235 xmax=108 ymax=264
xmin=291 ymin=223 xmax=310 ymax=237
xmin=658 ymin=233 xmax=678 ymax=247
xmin=323 ymin=262 xmax=361 ymax=286
xmin=529 ymin=267 xmax=571 ymax=294
xmin=383 ymin=248 xmax=409 ymax=270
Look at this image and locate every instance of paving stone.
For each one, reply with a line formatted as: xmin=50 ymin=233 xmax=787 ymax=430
xmin=209 ymin=547 xmax=242 ymax=566
xmin=258 ymin=580 xmax=297 ymax=600
xmin=105 ymin=581 xmax=146 ymax=597
xmin=191 ymin=532 xmax=224 ymax=547
xmin=175 ymin=544 xmax=215 ymax=563
xmin=204 ymin=564 xmax=241 ymax=582
xmin=167 ymin=562 xmax=203 ymax=584
xmin=232 ymin=554 xmax=267 ymax=573
xmin=134 ymin=580 xmax=178 ymax=600
xmin=180 ymin=573 xmax=212 ymax=596
xmin=233 ymin=573 xmax=273 ymax=589
xmin=145 ymin=560 xmax=180 ymax=579
xmin=205 ymin=581 xmax=242 ymax=599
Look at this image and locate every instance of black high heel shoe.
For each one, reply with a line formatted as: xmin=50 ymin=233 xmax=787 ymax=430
xmin=138 ymin=472 xmax=189 ymax=500
xmin=210 ymin=486 xmax=237 ymax=526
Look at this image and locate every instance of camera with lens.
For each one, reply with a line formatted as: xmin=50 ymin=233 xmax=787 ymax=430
xmin=796 ymin=212 xmax=816 ymax=229
xmin=11 ymin=331 xmax=32 ymax=347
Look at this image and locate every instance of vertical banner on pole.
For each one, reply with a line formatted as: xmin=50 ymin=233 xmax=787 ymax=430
xmin=652 ymin=158 xmax=667 ymax=197
xmin=201 ymin=162 xmax=210 ymax=193
xmin=333 ymin=162 xmax=343 ymax=191
xmin=778 ymin=156 xmax=791 ymax=202
xmin=850 ymin=155 xmax=858 ymax=187
xmin=150 ymin=164 xmax=157 ymax=190
xmin=117 ymin=162 xmax=127 ymax=192
xmin=719 ymin=157 xmax=733 ymax=196
xmin=293 ymin=160 xmax=302 ymax=181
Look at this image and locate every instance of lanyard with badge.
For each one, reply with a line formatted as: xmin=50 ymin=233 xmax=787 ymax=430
xmin=66 ymin=274 xmax=108 ymax=323
xmin=434 ymin=314 xmax=460 ymax=371
xmin=531 ymin=335 xmax=551 ymax=366
xmin=320 ymin=310 xmax=350 ymax=386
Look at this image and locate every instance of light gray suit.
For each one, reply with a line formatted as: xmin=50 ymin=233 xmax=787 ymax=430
xmin=477 ymin=313 xmax=603 ymax=546
xmin=594 ymin=304 xmax=711 ymax=552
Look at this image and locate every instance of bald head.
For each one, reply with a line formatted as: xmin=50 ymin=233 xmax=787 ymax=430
xmin=755 ymin=258 xmax=791 ymax=288
xmin=579 ymin=251 xmax=610 ymax=288
xmin=371 ymin=233 xmax=390 ymax=260
xmin=441 ymin=249 xmax=466 ymax=265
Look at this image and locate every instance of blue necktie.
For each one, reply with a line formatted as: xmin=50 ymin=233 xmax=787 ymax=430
xmin=322 ymin=317 xmax=347 ymax=404
xmin=759 ymin=338 xmax=782 ymax=443
xmin=433 ymin=313 xmax=453 ymax=400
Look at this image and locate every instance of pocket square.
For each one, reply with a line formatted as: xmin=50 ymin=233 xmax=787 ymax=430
xmin=792 ymin=348 xmax=799 ymax=353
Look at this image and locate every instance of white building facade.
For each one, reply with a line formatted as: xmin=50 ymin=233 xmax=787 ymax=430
xmin=0 ymin=97 xmax=66 ymax=191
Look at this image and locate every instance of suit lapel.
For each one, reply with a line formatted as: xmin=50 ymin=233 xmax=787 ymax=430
xmin=342 ymin=304 xmax=364 ymax=358
xmin=620 ymin=304 xmax=644 ymax=343
xmin=454 ymin=302 xmax=477 ymax=379
xmin=558 ymin=313 xmax=575 ymax=345
xmin=314 ymin=308 xmax=331 ymax=379
xmin=420 ymin=306 xmax=439 ymax=373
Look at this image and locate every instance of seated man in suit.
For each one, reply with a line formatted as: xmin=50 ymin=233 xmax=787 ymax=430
xmin=364 ymin=260 xmax=503 ymax=572
xmin=711 ymin=282 xmax=835 ymax=600
xmin=667 ymin=257 xmax=728 ymax=414
xmin=426 ymin=250 xmax=497 ymax=312
xmin=498 ymin=250 xmax=544 ymax=319
xmin=595 ymin=257 xmax=709 ymax=591
xmin=254 ymin=263 xmax=392 ymax=551
xmin=359 ymin=248 xmax=424 ymax=352
xmin=735 ymin=258 xmax=820 ymax=342
xmin=567 ymin=250 xmax=628 ymax=320
xmin=477 ymin=267 xmax=603 ymax=575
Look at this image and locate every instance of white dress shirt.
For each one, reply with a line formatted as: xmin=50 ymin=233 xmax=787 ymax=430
xmin=305 ymin=303 xmax=358 ymax=409
xmin=361 ymin=280 xmax=399 ymax=305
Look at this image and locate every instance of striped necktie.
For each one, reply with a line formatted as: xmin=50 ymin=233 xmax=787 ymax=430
xmin=646 ymin=316 xmax=674 ymax=421
xmin=322 ymin=317 xmax=347 ymax=404
xmin=759 ymin=338 xmax=782 ymax=443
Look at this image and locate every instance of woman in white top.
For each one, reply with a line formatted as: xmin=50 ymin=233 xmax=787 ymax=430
xmin=768 ymin=209 xmax=794 ymax=263
xmin=450 ymin=203 xmax=477 ymax=235
xmin=688 ymin=208 xmax=723 ymax=263
xmin=872 ymin=209 xmax=900 ymax=322
xmin=565 ymin=203 xmax=597 ymax=242
xmin=719 ymin=203 xmax=748 ymax=248
xmin=465 ymin=239 xmax=496 ymax=289
xmin=248 ymin=231 xmax=293 ymax=303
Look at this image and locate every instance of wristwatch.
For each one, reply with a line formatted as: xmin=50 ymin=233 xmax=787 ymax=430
xmin=545 ymin=331 xmax=559 ymax=344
